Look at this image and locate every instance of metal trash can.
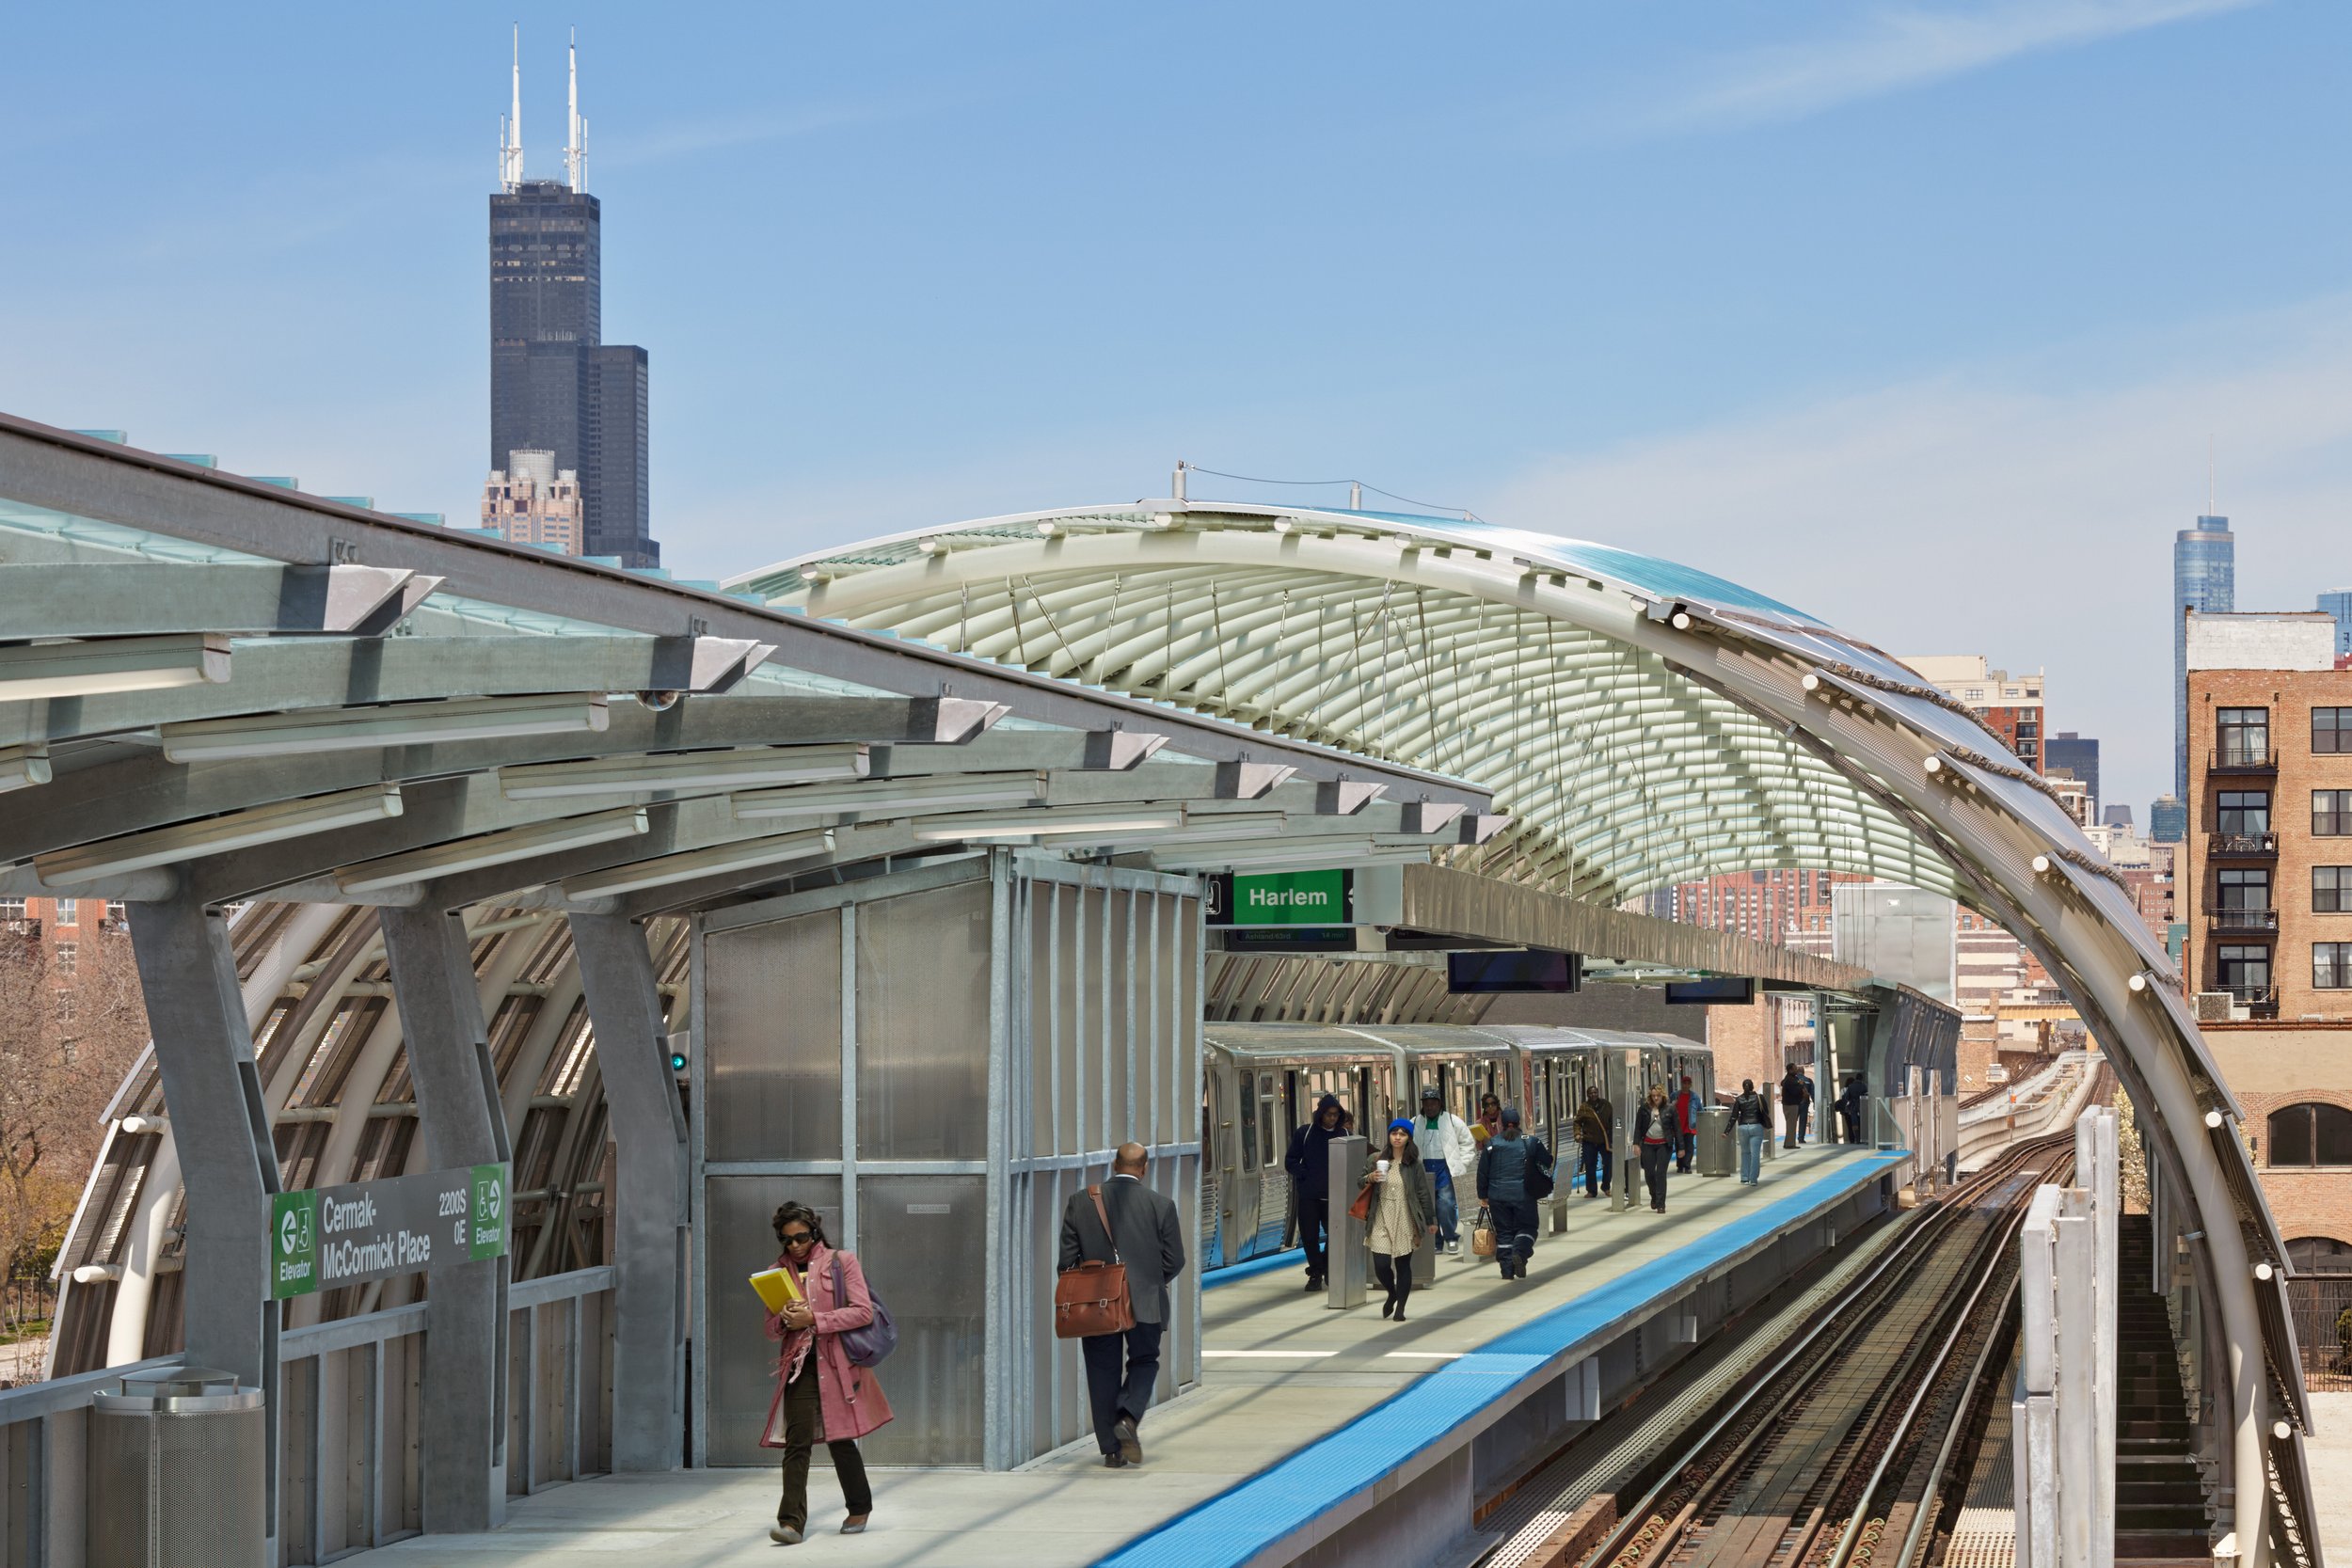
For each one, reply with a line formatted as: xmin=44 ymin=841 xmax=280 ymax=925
xmin=89 ymin=1366 xmax=265 ymax=1567
xmin=1696 ymin=1108 xmax=1735 ymax=1177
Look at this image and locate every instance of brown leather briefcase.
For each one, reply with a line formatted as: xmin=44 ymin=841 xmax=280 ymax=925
xmin=1054 ymin=1183 xmax=1136 ymax=1338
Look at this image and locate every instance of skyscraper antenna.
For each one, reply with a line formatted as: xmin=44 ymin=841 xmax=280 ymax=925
xmin=2208 ymin=435 xmax=2215 ymax=516
xmin=501 ymin=24 xmax=525 ymax=191
xmin=565 ymin=28 xmax=586 ymax=193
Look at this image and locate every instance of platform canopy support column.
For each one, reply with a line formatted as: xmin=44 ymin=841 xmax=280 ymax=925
xmin=380 ymin=906 xmax=515 ymax=1532
xmin=566 ymin=910 xmax=688 ymax=1471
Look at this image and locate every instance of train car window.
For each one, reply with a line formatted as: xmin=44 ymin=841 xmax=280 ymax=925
xmin=1237 ymin=1074 xmax=1258 ymax=1171
xmin=1204 ymin=1079 xmax=1219 ymax=1167
xmin=1258 ymin=1072 xmax=1279 ymax=1167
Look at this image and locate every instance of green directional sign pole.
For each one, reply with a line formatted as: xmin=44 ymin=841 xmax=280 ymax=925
xmin=270 ymin=1190 xmax=319 ymax=1301
xmin=470 ymin=1164 xmax=508 ymax=1261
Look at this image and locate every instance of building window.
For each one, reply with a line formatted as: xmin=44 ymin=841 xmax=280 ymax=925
xmin=2217 ymin=943 xmax=2271 ymax=994
xmin=2318 ymin=867 xmax=2352 ymax=912
xmin=2316 ymin=708 xmax=2352 ymax=754
xmin=2218 ymin=707 xmax=2270 ymax=765
xmin=2319 ymin=791 xmax=2352 ymax=837
xmin=55 ymin=990 xmax=72 ymax=1027
xmin=2267 ymin=1102 xmax=2352 ymax=1166
xmin=55 ymin=942 xmax=75 ymax=975
xmin=2218 ymin=791 xmax=2271 ymax=834
xmin=2218 ymin=867 xmax=2272 ymax=909
xmin=0 ymin=896 xmax=22 ymax=923
xmin=53 ymin=897 xmax=76 ymax=927
xmin=2318 ymin=943 xmax=2352 ymax=990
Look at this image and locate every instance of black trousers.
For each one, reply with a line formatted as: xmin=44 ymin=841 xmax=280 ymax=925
xmin=777 ymin=1354 xmax=871 ymax=1532
xmin=1579 ymin=1140 xmax=1609 ymax=1196
xmin=1372 ymin=1251 xmax=1415 ymax=1311
xmin=1081 ymin=1320 xmax=1164 ymax=1454
xmin=1489 ymin=1197 xmax=1539 ymax=1274
xmin=1640 ymin=1141 xmax=1672 ymax=1211
xmin=1298 ymin=1197 xmax=1330 ymax=1282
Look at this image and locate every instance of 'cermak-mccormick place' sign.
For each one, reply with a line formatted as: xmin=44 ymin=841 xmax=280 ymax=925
xmin=269 ymin=1164 xmax=509 ymax=1302
xmin=1206 ymin=868 xmax=1355 ymax=927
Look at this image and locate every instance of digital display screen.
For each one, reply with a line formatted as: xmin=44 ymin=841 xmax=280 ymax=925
xmin=1446 ymin=949 xmax=1581 ymax=993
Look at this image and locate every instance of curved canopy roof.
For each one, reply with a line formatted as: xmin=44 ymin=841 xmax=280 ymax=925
xmin=734 ymin=502 xmax=2035 ymax=907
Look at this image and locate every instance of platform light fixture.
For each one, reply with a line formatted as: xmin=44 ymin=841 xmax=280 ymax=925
xmin=0 ymin=633 xmax=230 ymax=703
xmin=162 ymin=693 xmax=609 ymax=762
xmin=33 ymin=784 xmax=405 ymax=885
xmin=500 ymin=743 xmax=868 ymax=800
xmin=560 ymin=827 xmax=835 ymax=899
xmin=730 ymin=773 xmax=1040 ymax=821
xmin=911 ymin=806 xmax=1183 ymax=843
xmin=334 ymin=806 xmax=650 ymax=894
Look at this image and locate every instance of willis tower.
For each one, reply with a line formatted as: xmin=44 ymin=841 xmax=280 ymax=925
xmin=490 ymin=32 xmax=659 ymax=568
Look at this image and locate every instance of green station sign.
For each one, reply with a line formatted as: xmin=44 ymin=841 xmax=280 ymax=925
xmin=268 ymin=1164 xmax=508 ymax=1302
xmin=1208 ymin=868 xmax=1355 ymax=927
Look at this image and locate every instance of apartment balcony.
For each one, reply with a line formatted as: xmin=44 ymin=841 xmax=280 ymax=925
xmin=2209 ymin=745 xmax=2280 ymax=775
xmin=2221 ymin=985 xmax=2280 ymax=1019
xmin=2209 ymin=832 xmax=2280 ymax=858
xmin=2210 ymin=908 xmax=2280 ymax=932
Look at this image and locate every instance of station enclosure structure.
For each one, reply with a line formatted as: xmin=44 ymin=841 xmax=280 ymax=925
xmin=0 ymin=417 xmax=2316 ymax=1566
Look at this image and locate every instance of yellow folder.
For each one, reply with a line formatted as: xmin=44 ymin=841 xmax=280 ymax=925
xmin=749 ymin=1266 xmax=803 ymax=1313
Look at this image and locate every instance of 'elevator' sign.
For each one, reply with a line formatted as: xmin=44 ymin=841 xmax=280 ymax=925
xmin=268 ymin=1164 xmax=508 ymax=1301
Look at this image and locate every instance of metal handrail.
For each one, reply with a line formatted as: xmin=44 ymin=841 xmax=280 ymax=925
xmin=0 ymin=1353 xmax=179 ymax=1424
xmin=2210 ymin=832 xmax=2280 ymax=856
xmin=2210 ymin=746 xmax=2279 ymax=771
xmin=2211 ymin=909 xmax=2280 ymax=931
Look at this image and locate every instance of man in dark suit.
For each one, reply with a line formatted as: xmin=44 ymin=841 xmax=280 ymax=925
xmin=1057 ymin=1142 xmax=1187 ymax=1467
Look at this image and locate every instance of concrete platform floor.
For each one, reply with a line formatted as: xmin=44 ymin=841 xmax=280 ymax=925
xmin=347 ymin=1144 xmax=1877 ymax=1567
xmin=2309 ymin=1390 xmax=2352 ymax=1563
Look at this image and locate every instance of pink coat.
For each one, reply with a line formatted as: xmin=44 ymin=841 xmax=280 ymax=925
xmin=760 ymin=1244 xmax=893 ymax=1445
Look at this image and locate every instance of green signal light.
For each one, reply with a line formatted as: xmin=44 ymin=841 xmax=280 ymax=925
xmin=669 ymin=1052 xmax=689 ymax=1072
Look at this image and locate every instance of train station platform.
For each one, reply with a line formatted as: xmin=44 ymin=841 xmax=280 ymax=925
xmin=342 ymin=1144 xmax=1902 ymax=1568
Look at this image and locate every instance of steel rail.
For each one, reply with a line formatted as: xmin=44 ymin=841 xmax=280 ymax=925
xmin=1578 ymin=1133 xmax=2074 ymax=1568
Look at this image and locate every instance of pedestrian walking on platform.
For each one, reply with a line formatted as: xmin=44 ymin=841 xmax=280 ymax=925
xmin=760 ymin=1202 xmax=892 ymax=1544
xmin=1800 ymin=1069 xmax=1819 ymax=1141
xmin=1058 ymin=1144 xmax=1187 ymax=1468
xmin=1284 ymin=1094 xmax=1347 ymax=1292
xmin=1780 ymin=1065 xmax=1812 ymax=1149
xmin=1475 ymin=1104 xmax=1553 ymax=1278
xmin=1633 ymin=1086 xmax=1675 ymax=1212
xmin=1359 ymin=1119 xmax=1438 ymax=1321
xmin=1574 ymin=1091 xmax=1611 ymax=1199
xmin=1733 ymin=1079 xmax=1771 ymax=1184
xmin=1471 ymin=1092 xmax=1503 ymax=1153
xmin=1672 ymin=1076 xmax=1700 ymax=1174
xmin=1411 ymin=1087 xmax=1476 ymax=1256
xmin=1835 ymin=1075 xmax=1867 ymax=1146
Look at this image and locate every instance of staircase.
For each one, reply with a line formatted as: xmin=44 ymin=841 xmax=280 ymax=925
xmin=2114 ymin=1214 xmax=2214 ymax=1560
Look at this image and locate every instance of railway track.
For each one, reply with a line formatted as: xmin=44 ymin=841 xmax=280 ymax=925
xmin=1491 ymin=1123 xmax=2088 ymax=1568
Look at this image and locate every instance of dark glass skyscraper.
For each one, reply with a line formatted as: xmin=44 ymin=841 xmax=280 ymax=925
xmin=2046 ymin=732 xmax=2099 ymax=816
xmin=488 ymin=41 xmax=658 ymax=568
xmin=2173 ymin=515 xmax=2232 ymax=798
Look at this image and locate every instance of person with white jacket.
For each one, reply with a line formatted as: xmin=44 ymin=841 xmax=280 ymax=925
xmin=1411 ymin=1086 xmax=1478 ymax=1256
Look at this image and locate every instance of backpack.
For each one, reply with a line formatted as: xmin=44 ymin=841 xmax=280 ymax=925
xmin=1524 ymin=1139 xmax=1556 ymax=1201
xmin=831 ymin=1252 xmax=898 ymax=1369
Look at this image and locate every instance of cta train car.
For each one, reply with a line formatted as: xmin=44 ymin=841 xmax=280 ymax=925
xmin=1200 ymin=1022 xmax=1715 ymax=1271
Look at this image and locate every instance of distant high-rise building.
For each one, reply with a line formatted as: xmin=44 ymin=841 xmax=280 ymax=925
xmin=482 ymin=450 xmax=582 ymax=553
xmin=2150 ymin=794 xmax=2186 ymax=844
xmin=2319 ymin=589 xmax=2352 ymax=661
xmin=2102 ymin=803 xmax=2135 ymax=829
xmin=1898 ymin=655 xmax=2047 ymax=771
xmin=488 ymin=32 xmax=659 ymax=569
xmin=2173 ymin=515 xmax=2233 ymax=796
xmin=2046 ymin=732 xmax=2099 ymax=816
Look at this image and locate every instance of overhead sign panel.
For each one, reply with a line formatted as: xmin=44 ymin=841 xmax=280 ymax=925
xmin=268 ymin=1164 xmax=509 ymax=1301
xmin=1206 ymin=868 xmax=1355 ymax=927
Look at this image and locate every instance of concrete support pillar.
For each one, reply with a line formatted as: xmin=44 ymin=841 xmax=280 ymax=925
xmin=124 ymin=889 xmax=278 ymax=1555
xmin=565 ymin=911 xmax=687 ymax=1470
xmin=379 ymin=907 xmax=513 ymax=1532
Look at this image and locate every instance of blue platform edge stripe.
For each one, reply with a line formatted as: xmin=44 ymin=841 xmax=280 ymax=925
xmin=1096 ymin=1151 xmax=1908 ymax=1568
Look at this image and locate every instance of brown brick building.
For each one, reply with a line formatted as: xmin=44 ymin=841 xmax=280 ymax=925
xmin=2182 ymin=610 xmax=2352 ymax=1367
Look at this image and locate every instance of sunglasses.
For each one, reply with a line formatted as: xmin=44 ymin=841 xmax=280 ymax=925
xmin=780 ymin=1230 xmax=817 ymax=1248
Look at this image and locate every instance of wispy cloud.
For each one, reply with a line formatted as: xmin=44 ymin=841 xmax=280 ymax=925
xmin=1491 ymin=293 xmax=2352 ymax=813
xmin=1637 ymin=0 xmax=2260 ymax=134
xmin=601 ymin=89 xmax=975 ymax=170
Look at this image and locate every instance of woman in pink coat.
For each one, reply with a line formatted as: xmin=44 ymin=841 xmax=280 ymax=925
xmin=760 ymin=1202 xmax=893 ymax=1544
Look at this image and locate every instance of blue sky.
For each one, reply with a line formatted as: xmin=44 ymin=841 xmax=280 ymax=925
xmin=5 ymin=0 xmax=2348 ymax=816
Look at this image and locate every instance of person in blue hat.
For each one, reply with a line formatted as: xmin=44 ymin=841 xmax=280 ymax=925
xmin=1475 ymin=1105 xmax=1555 ymax=1280
xmin=1355 ymin=1118 xmax=1437 ymax=1321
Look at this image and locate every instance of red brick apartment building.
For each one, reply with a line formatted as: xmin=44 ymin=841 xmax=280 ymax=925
xmin=2182 ymin=610 xmax=2352 ymax=1368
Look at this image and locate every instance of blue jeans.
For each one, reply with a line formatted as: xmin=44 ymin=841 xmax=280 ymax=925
xmin=1737 ymin=1123 xmax=1767 ymax=1184
xmin=1433 ymin=1173 xmax=1459 ymax=1245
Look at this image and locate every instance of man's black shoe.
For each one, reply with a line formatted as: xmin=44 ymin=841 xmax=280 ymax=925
xmin=1114 ymin=1417 xmax=1143 ymax=1464
xmin=1104 ymin=1452 xmax=1128 ymax=1468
